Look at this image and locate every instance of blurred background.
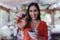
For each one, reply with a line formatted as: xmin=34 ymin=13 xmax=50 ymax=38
xmin=0 ymin=0 xmax=60 ymax=40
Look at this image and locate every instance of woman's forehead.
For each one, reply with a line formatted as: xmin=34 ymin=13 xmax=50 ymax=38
xmin=29 ymin=6 xmax=38 ymax=10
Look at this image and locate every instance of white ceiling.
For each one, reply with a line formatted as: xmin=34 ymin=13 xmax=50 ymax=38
xmin=0 ymin=0 xmax=39 ymax=10
xmin=0 ymin=0 xmax=60 ymax=10
xmin=0 ymin=0 xmax=38 ymax=7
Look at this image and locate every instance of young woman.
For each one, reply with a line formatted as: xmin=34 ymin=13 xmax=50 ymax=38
xmin=16 ymin=2 xmax=48 ymax=40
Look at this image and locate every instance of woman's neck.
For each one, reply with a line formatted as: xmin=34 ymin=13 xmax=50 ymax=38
xmin=30 ymin=19 xmax=40 ymax=30
xmin=31 ymin=19 xmax=38 ymax=22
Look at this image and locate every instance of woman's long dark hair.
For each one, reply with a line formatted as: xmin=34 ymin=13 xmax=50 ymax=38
xmin=24 ymin=2 xmax=41 ymax=29
xmin=26 ymin=2 xmax=41 ymax=22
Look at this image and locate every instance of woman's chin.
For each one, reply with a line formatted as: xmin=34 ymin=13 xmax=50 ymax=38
xmin=32 ymin=18 xmax=36 ymax=20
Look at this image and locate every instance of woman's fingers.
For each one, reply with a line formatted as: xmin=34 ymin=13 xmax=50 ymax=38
xmin=16 ymin=13 xmax=22 ymax=17
xmin=15 ymin=14 xmax=27 ymax=28
xmin=31 ymin=35 xmax=38 ymax=40
xmin=23 ymin=16 xmax=27 ymax=20
xmin=30 ymin=33 xmax=38 ymax=40
xmin=15 ymin=15 xmax=23 ymax=23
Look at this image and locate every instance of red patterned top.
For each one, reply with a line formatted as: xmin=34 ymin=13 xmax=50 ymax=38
xmin=23 ymin=21 xmax=48 ymax=40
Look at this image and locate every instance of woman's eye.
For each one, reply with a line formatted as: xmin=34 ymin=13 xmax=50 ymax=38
xmin=34 ymin=10 xmax=38 ymax=12
xmin=29 ymin=10 xmax=38 ymax=12
xmin=29 ymin=10 xmax=32 ymax=12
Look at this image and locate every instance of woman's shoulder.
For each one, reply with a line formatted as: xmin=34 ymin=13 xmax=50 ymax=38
xmin=40 ymin=20 xmax=46 ymax=23
xmin=40 ymin=20 xmax=47 ymax=25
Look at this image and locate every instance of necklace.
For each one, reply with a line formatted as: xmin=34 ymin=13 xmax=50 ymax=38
xmin=30 ymin=20 xmax=40 ymax=29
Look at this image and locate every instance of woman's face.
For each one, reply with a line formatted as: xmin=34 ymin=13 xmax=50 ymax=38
xmin=29 ymin=6 xmax=39 ymax=20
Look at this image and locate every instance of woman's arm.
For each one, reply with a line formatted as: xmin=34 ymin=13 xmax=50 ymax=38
xmin=43 ymin=22 xmax=48 ymax=40
xmin=37 ymin=21 xmax=48 ymax=40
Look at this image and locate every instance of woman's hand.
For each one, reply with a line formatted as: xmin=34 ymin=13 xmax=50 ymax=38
xmin=28 ymin=30 xmax=39 ymax=40
xmin=31 ymin=33 xmax=39 ymax=40
xmin=31 ymin=33 xmax=43 ymax=40
xmin=31 ymin=35 xmax=42 ymax=40
xmin=15 ymin=14 xmax=27 ymax=30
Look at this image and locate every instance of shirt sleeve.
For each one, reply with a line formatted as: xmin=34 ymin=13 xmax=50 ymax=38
xmin=43 ymin=22 xmax=48 ymax=40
